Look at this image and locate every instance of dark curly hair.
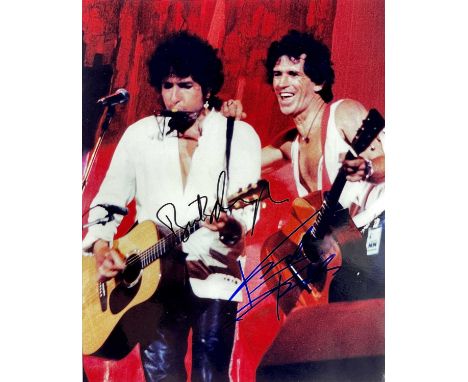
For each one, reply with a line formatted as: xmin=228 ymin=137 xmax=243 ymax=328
xmin=148 ymin=31 xmax=224 ymax=108
xmin=265 ymin=30 xmax=335 ymax=103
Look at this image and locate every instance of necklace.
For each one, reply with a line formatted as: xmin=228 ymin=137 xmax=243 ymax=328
xmin=301 ymin=103 xmax=325 ymax=143
xmin=155 ymin=114 xmax=166 ymax=141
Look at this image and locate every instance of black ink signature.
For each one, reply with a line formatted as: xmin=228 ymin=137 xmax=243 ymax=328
xmin=228 ymin=208 xmax=341 ymax=321
xmin=155 ymin=171 xmax=288 ymax=241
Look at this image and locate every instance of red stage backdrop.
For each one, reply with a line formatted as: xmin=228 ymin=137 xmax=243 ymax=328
xmin=82 ymin=1 xmax=384 ymax=381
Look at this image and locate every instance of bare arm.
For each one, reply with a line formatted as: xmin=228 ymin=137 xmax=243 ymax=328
xmin=335 ymin=99 xmax=385 ymax=183
xmin=262 ymin=145 xmax=285 ymax=168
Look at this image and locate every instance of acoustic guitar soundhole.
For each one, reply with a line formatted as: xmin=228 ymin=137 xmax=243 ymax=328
xmin=122 ymin=253 xmax=143 ymax=287
xmin=109 ymin=254 xmax=143 ymax=314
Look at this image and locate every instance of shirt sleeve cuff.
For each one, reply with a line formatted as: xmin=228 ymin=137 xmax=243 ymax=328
xmin=82 ymin=233 xmax=113 ymax=254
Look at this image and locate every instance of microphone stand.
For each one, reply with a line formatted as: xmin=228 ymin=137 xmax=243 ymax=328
xmin=82 ymin=205 xmax=128 ymax=229
xmin=82 ymin=104 xmax=116 ymax=192
xmin=82 ymin=213 xmax=115 ymax=229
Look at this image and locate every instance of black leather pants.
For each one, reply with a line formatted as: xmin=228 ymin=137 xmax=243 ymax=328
xmin=140 ymin=285 xmax=238 ymax=382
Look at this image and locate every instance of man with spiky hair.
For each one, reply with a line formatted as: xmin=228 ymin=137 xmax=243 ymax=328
xmin=261 ymin=30 xmax=385 ymax=300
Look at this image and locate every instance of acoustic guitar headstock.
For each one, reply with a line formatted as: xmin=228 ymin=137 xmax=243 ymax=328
xmin=228 ymin=179 xmax=270 ymax=210
xmin=351 ymin=108 xmax=385 ymax=155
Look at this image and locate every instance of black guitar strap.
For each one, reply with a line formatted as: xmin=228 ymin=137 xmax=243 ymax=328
xmin=225 ymin=116 xmax=234 ymax=181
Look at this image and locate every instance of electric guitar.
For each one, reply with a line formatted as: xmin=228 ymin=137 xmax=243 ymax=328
xmin=83 ymin=180 xmax=269 ymax=355
xmin=261 ymin=109 xmax=385 ymax=314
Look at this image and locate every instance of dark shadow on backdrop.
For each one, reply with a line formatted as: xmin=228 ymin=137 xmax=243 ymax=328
xmin=83 ymin=36 xmax=113 ymax=156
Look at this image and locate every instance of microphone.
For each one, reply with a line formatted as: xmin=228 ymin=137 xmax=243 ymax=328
xmin=156 ymin=110 xmax=199 ymax=118
xmin=97 ymin=88 xmax=130 ymax=107
xmin=97 ymin=204 xmax=129 ymax=216
xmin=157 ymin=110 xmax=177 ymax=117
xmin=155 ymin=110 xmax=201 ymax=135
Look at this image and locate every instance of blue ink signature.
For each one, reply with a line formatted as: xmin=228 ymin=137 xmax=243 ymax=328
xmin=155 ymin=170 xmax=288 ymax=241
xmin=229 ymin=208 xmax=341 ymax=321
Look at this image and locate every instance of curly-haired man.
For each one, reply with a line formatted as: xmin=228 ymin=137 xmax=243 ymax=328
xmin=83 ymin=31 xmax=261 ymax=381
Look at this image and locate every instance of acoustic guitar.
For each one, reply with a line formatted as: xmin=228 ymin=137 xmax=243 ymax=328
xmin=83 ymin=180 xmax=269 ymax=355
xmin=261 ymin=109 xmax=385 ymax=314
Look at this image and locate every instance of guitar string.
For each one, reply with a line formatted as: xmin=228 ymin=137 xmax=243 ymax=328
xmin=126 ymin=229 xmax=183 ymax=266
xmin=124 ymin=231 xmax=176 ymax=267
xmin=138 ymin=223 xmax=198 ymax=266
xmin=114 ymin=188 xmax=263 ymax=269
xmin=121 ymin=192 xmax=259 ymax=267
xmin=123 ymin=222 xmax=200 ymax=268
